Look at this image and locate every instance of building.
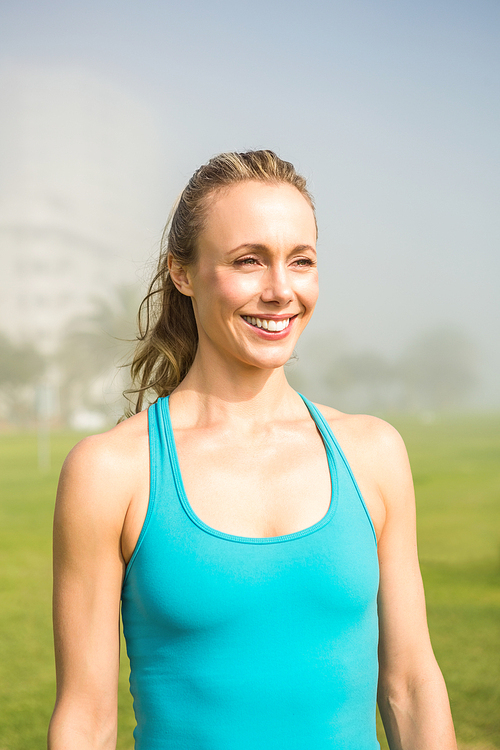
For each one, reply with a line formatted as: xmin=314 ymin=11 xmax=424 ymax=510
xmin=0 ymin=64 xmax=163 ymax=356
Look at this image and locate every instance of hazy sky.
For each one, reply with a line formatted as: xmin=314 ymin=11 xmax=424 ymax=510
xmin=1 ymin=0 xmax=499 ymax=403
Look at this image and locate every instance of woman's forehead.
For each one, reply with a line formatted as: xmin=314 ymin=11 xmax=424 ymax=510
xmin=200 ymin=181 xmax=317 ymax=249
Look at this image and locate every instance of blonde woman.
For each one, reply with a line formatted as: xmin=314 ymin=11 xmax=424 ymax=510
xmin=49 ymin=150 xmax=457 ymax=749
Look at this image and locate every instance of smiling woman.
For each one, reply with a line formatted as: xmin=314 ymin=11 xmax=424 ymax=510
xmin=126 ymin=152 xmax=319 ymax=411
xmin=48 ymin=151 xmax=457 ymax=750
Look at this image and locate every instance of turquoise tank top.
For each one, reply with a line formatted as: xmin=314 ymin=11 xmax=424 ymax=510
xmin=121 ymin=394 xmax=380 ymax=749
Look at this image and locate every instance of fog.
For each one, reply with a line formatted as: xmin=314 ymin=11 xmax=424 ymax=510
xmin=1 ymin=0 xmax=499 ymax=425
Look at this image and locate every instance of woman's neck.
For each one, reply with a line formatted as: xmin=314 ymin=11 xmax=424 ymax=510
xmin=169 ymin=351 xmax=303 ymax=428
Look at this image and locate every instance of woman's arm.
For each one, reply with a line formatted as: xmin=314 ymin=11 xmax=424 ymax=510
xmin=48 ymin=434 xmax=133 ymax=750
xmin=374 ymin=423 xmax=457 ymax=750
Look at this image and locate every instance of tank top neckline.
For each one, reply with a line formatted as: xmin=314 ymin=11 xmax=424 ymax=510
xmin=159 ymin=392 xmax=340 ymax=545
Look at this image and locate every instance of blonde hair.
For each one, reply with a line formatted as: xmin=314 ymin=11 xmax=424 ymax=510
xmin=125 ymin=150 xmax=316 ymax=414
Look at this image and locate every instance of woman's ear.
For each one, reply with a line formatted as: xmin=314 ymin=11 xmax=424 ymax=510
xmin=168 ymin=256 xmax=194 ymax=297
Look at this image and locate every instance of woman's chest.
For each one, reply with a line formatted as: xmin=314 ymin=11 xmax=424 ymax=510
xmin=174 ymin=424 xmax=333 ymax=539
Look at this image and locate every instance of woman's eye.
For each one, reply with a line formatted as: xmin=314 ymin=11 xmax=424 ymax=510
xmin=293 ymin=258 xmax=314 ymax=267
xmin=236 ymin=257 xmax=259 ymax=266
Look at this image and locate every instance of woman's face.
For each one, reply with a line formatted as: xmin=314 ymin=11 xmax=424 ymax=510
xmin=172 ymin=180 xmax=319 ymax=372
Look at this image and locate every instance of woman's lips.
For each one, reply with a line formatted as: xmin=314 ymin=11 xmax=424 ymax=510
xmin=241 ymin=314 xmax=298 ymax=337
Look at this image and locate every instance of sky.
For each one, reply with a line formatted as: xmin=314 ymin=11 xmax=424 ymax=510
xmin=1 ymin=0 xmax=499 ymax=405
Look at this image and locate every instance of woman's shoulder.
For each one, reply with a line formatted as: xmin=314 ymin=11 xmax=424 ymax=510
xmin=57 ymin=409 xmax=150 ymax=521
xmin=310 ymin=400 xmax=409 ymax=467
xmin=308 ymin=401 xmax=412 ymax=534
xmin=64 ymin=408 xmax=149 ymax=472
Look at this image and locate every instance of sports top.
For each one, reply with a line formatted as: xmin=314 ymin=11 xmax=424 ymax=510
xmin=121 ymin=394 xmax=380 ymax=749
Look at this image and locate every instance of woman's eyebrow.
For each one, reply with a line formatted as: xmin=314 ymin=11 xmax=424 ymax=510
xmin=229 ymin=243 xmax=316 ymax=255
xmin=229 ymin=243 xmax=267 ymax=254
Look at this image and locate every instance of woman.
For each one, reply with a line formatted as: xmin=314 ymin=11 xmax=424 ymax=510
xmin=49 ymin=150 xmax=457 ymax=749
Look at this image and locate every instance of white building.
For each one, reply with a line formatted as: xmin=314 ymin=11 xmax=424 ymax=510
xmin=0 ymin=64 xmax=164 ymax=356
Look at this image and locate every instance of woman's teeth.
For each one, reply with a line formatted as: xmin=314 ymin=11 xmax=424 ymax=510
xmin=242 ymin=316 xmax=291 ymax=332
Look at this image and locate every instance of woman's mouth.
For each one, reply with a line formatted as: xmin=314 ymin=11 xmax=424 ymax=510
xmin=242 ymin=316 xmax=292 ymax=332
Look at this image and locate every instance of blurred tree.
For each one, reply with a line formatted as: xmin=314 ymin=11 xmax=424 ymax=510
xmin=56 ymin=284 xmax=142 ymax=424
xmin=295 ymin=327 xmax=478 ymax=414
xmin=0 ymin=332 xmax=45 ymax=424
xmin=323 ymin=350 xmax=395 ymax=413
xmin=397 ymin=327 xmax=478 ymax=412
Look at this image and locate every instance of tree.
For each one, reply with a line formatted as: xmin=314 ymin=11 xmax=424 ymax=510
xmin=56 ymin=284 xmax=142 ymax=423
xmin=323 ymin=350 xmax=395 ymax=412
xmin=0 ymin=332 xmax=45 ymax=424
xmin=398 ymin=327 xmax=477 ymax=411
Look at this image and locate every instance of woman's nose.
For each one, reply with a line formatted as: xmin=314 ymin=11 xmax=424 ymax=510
xmin=260 ymin=265 xmax=293 ymax=305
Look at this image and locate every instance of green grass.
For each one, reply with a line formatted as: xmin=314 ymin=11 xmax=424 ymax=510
xmin=0 ymin=415 xmax=499 ymax=749
xmin=0 ymin=432 xmax=134 ymax=750
xmin=376 ymin=414 xmax=500 ymax=750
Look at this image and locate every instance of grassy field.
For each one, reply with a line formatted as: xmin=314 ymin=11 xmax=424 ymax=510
xmin=0 ymin=414 xmax=499 ymax=749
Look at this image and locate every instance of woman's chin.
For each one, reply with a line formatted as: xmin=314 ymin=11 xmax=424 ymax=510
xmin=238 ymin=348 xmax=297 ymax=372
